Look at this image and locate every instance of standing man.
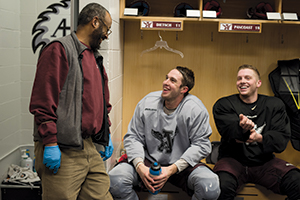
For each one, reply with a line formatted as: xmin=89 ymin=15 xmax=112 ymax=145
xmin=29 ymin=3 xmax=113 ymax=200
xmin=213 ymin=64 xmax=300 ymax=200
xmin=109 ymin=66 xmax=220 ymax=200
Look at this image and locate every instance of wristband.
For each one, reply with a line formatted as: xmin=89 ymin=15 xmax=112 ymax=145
xmin=135 ymin=162 xmax=143 ymax=170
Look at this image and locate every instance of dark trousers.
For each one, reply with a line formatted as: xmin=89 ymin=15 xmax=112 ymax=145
xmin=214 ymin=158 xmax=300 ymax=200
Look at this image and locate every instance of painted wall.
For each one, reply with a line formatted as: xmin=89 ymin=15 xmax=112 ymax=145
xmin=0 ymin=0 xmax=123 ymax=179
xmin=0 ymin=0 xmax=22 ymax=177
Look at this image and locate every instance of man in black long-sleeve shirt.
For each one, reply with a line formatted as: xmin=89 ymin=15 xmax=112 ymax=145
xmin=213 ymin=64 xmax=300 ymax=200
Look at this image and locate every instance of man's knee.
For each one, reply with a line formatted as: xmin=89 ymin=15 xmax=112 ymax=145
xmin=197 ymin=177 xmax=220 ymax=200
xmin=109 ymin=163 xmax=137 ymax=198
xmin=109 ymin=172 xmax=127 ymax=196
xmin=189 ymin=166 xmax=220 ymax=200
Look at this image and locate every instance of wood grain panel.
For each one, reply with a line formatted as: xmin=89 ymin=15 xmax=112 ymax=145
xmin=122 ymin=20 xmax=300 ymax=165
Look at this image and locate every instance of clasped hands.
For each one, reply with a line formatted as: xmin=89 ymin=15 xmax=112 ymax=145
xmin=236 ymin=114 xmax=263 ymax=144
xmin=136 ymin=163 xmax=175 ymax=194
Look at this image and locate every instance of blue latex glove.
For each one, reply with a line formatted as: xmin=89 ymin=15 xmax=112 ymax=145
xmin=100 ymin=134 xmax=114 ymax=161
xmin=43 ymin=145 xmax=61 ymax=174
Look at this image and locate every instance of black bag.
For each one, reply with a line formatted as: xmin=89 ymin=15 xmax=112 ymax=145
xmin=206 ymin=141 xmax=221 ymax=164
xmin=269 ymin=58 xmax=300 ymax=151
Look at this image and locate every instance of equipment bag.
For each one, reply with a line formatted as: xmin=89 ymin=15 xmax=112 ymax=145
xmin=269 ymin=58 xmax=300 ymax=151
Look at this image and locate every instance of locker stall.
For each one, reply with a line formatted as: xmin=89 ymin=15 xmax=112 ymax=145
xmin=120 ymin=1 xmax=300 ymax=198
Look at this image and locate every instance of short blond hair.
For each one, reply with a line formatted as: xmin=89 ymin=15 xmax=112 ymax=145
xmin=237 ymin=64 xmax=261 ymax=80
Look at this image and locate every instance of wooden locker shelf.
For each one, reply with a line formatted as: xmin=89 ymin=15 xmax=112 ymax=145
xmin=120 ymin=0 xmax=300 ymax=25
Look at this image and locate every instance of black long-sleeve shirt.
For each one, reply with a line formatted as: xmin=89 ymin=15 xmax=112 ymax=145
xmin=213 ymin=94 xmax=290 ymax=166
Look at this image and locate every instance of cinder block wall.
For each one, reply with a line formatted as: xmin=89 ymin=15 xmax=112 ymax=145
xmin=0 ymin=0 xmax=22 ymax=178
xmin=0 ymin=0 xmax=123 ymax=180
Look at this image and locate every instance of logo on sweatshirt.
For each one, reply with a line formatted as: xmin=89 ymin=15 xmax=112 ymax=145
xmin=151 ymin=129 xmax=176 ymax=153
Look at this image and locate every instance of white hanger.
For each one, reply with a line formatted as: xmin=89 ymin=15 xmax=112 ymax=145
xmin=141 ymin=31 xmax=184 ymax=58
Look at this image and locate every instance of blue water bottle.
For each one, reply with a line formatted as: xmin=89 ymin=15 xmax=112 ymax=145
xmin=149 ymin=162 xmax=162 ymax=195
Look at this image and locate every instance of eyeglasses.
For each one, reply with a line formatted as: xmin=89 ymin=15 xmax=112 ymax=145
xmin=97 ymin=17 xmax=112 ymax=36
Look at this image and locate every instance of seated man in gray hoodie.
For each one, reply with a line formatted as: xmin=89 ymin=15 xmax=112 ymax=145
xmin=109 ymin=66 xmax=220 ymax=200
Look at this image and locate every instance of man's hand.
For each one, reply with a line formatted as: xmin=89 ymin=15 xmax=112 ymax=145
xmin=239 ymin=114 xmax=255 ymax=132
xmin=136 ymin=163 xmax=177 ymax=193
xmin=237 ymin=114 xmax=263 ymax=144
xmin=136 ymin=163 xmax=155 ymax=193
xmin=246 ymin=129 xmax=263 ymax=143
xmin=100 ymin=134 xmax=114 ymax=161
xmin=43 ymin=144 xmax=61 ymax=174
xmin=153 ymin=165 xmax=177 ymax=191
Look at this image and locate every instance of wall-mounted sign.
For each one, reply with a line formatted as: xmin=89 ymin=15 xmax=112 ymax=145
xmin=141 ymin=20 xmax=183 ymax=31
xmin=219 ymin=22 xmax=262 ymax=33
xmin=32 ymin=0 xmax=71 ymax=54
